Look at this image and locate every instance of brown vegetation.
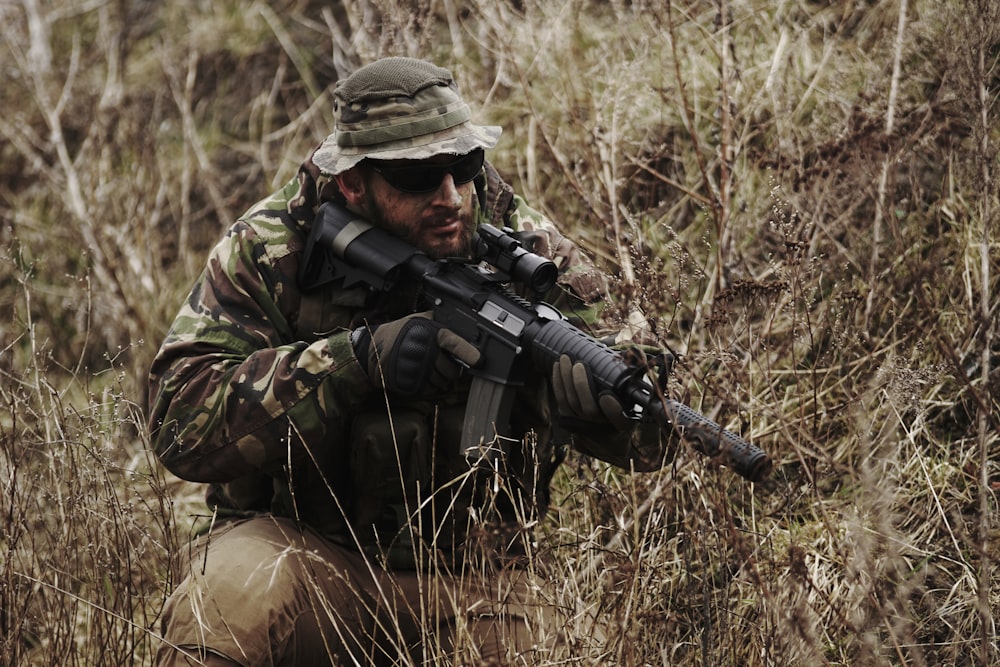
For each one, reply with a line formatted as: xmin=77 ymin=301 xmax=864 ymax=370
xmin=1 ymin=0 xmax=997 ymax=664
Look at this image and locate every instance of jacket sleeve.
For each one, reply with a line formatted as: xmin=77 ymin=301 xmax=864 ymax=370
xmin=147 ymin=219 xmax=371 ymax=483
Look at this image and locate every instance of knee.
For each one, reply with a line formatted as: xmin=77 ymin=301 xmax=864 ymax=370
xmin=191 ymin=522 xmax=311 ymax=614
xmin=159 ymin=519 xmax=332 ymax=665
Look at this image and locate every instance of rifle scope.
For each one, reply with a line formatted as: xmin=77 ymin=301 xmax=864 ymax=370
xmin=473 ymin=224 xmax=558 ymax=296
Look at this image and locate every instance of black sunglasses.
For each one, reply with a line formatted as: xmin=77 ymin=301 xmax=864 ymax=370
xmin=368 ymin=149 xmax=485 ymax=194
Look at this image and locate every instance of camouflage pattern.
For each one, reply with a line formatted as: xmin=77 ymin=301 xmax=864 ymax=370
xmin=148 ymin=152 xmax=667 ymax=567
xmin=313 ymin=57 xmax=501 ymax=175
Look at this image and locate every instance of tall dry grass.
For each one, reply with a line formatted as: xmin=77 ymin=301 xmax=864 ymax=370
xmin=1 ymin=0 xmax=997 ymax=665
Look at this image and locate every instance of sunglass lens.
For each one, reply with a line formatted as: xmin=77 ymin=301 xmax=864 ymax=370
xmin=386 ymin=170 xmax=435 ymax=192
xmin=373 ymin=149 xmax=485 ymax=193
xmin=450 ymin=149 xmax=485 ymax=183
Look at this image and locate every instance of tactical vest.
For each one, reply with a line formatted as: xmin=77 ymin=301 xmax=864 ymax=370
xmin=290 ymin=165 xmax=563 ymax=570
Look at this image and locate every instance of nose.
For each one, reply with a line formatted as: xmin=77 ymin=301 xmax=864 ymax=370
xmin=432 ymin=173 xmax=463 ymax=208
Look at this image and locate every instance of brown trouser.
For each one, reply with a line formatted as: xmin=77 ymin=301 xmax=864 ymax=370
xmin=154 ymin=516 xmax=552 ymax=666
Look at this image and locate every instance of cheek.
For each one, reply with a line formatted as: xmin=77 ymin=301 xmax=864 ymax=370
xmin=367 ymin=185 xmax=416 ymax=226
xmin=385 ymin=199 xmax=424 ymax=228
xmin=460 ymin=183 xmax=475 ymax=209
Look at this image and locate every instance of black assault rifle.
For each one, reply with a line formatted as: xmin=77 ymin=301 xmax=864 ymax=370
xmin=300 ymin=202 xmax=772 ymax=483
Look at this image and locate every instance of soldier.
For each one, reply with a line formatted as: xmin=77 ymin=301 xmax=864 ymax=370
xmin=149 ymin=56 xmax=670 ymax=666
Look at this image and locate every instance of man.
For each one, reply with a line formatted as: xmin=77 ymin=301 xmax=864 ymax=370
xmin=149 ymin=56 xmax=671 ymax=666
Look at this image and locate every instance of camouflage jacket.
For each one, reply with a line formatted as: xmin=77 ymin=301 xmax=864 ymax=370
xmin=148 ymin=155 xmax=666 ymax=568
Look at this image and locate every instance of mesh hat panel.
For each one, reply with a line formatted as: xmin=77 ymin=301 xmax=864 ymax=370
xmin=334 ymin=57 xmax=453 ymax=104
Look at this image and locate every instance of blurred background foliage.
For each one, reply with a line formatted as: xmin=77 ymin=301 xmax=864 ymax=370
xmin=1 ymin=0 xmax=998 ymax=664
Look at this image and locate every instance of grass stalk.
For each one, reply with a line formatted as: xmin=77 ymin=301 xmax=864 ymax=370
xmin=865 ymin=0 xmax=908 ymax=328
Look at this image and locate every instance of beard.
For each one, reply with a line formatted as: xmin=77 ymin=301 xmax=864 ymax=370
xmin=362 ymin=187 xmax=476 ymax=261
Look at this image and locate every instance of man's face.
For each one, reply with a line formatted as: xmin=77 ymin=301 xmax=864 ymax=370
xmin=359 ymin=151 xmax=482 ymax=260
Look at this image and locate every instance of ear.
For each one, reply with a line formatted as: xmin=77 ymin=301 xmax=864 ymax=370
xmin=332 ymin=167 xmax=368 ymax=208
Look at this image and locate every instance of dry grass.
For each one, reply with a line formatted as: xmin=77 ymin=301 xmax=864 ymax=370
xmin=1 ymin=0 xmax=998 ymax=665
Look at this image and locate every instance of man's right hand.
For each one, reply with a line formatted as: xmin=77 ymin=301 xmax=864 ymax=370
xmin=351 ymin=312 xmax=481 ymax=396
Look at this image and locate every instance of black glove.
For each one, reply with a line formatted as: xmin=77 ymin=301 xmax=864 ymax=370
xmin=351 ymin=312 xmax=481 ymax=396
xmin=551 ymin=354 xmax=632 ymax=430
xmin=551 ymin=347 xmax=674 ymax=430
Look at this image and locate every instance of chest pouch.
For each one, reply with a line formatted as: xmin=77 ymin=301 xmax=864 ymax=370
xmin=349 ymin=408 xmax=433 ymax=569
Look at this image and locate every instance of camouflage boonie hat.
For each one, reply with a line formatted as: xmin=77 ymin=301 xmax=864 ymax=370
xmin=313 ymin=57 xmax=502 ymax=175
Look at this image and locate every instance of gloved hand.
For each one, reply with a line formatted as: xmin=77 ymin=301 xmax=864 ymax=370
xmin=551 ymin=354 xmax=632 ymax=430
xmin=351 ymin=312 xmax=481 ymax=396
xmin=551 ymin=347 xmax=674 ymax=430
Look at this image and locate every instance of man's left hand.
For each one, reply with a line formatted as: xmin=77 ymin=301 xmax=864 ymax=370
xmin=551 ymin=354 xmax=631 ymax=429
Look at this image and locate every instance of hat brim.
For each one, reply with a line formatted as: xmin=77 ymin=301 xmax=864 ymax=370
xmin=312 ymin=121 xmax=502 ymax=175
